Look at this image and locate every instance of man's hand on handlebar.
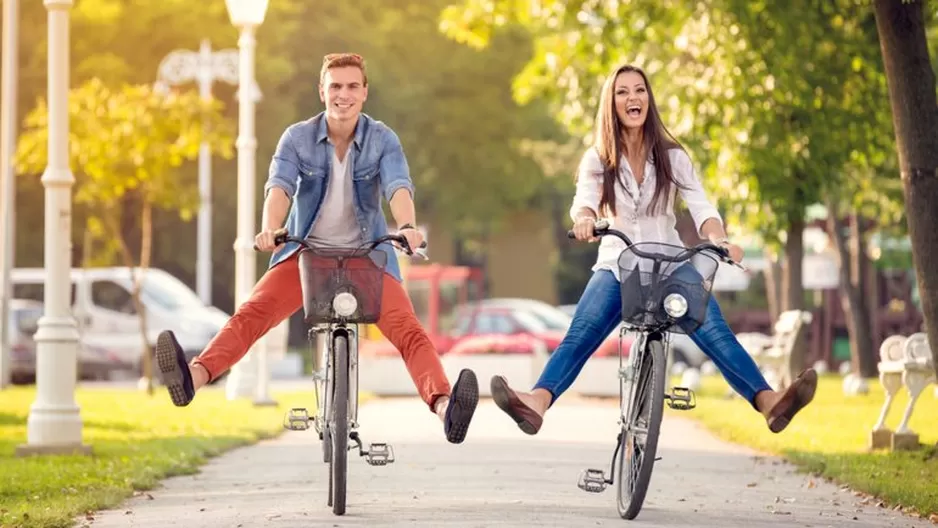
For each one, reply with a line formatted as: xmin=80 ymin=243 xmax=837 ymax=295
xmin=254 ymin=228 xmax=288 ymax=252
xmin=397 ymin=225 xmax=425 ymax=255
xmin=721 ymin=242 xmax=744 ymax=264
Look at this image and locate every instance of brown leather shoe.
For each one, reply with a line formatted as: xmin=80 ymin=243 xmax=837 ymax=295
xmin=766 ymin=368 xmax=818 ymax=433
xmin=491 ymin=375 xmax=543 ymax=435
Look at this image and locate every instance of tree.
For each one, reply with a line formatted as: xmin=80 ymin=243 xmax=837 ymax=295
xmin=15 ymin=78 xmax=234 ymax=392
xmin=440 ymin=0 xmax=907 ymax=382
xmin=872 ymin=0 xmax=938 ymax=376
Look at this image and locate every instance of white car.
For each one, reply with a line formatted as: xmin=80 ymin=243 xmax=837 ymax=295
xmin=11 ymin=266 xmax=229 ymax=376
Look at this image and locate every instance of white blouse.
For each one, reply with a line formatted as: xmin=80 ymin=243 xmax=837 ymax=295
xmin=569 ymin=146 xmax=722 ymax=280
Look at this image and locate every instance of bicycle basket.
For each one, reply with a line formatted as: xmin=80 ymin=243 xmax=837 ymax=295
xmin=297 ymin=247 xmax=389 ymax=324
xmin=616 ymin=242 xmax=719 ymax=334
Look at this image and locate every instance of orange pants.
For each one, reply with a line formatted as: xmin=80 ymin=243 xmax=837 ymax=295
xmin=191 ymin=253 xmax=451 ymax=411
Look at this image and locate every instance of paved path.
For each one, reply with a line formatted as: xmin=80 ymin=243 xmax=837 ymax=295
xmin=86 ymin=396 xmax=930 ymax=528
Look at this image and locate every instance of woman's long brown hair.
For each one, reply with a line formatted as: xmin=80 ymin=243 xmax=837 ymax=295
xmin=591 ymin=64 xmax=689 ymax=216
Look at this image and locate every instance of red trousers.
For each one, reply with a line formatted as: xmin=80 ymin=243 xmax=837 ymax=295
xmin=191 ymin=253 xmax=451 ymax=411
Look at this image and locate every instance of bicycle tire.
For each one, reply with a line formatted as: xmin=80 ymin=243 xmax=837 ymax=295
xmin=330 ymin=334 xmax=349 ymax=516
xmin=616 ymin=337 xmax=666 ymax=520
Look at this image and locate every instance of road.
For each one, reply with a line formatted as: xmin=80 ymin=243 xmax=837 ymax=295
xmin=85 ymin=396 xmax=929 ymax=528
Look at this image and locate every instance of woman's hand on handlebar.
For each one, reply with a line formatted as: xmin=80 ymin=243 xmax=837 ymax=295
xmin=571 ymin=215 xmax=599 ymax=242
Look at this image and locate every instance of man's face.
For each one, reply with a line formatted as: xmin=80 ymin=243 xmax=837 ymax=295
xmin=320 ymin=66 xmax=367 ymax=123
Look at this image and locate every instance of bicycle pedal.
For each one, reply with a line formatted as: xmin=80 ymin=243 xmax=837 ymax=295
xmin=283 ymin=408 xmax=311 ymax=431
xmin=577 ymin=468 xmax=608 ymax=493
xmin=365 ymin=443 xmax=395 ymax=466
xmin=666 ymin=386 xmax=697 ymax=410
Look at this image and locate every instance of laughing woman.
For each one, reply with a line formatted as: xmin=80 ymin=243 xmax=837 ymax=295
xmin=489 ymin=63 xmax=817 ymax=436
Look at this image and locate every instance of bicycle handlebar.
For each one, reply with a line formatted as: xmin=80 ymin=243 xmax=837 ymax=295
xmin=253 ymin=228 xmax=428 ymax=258
xmin=566 ymin=219 xmax=746 ymax=270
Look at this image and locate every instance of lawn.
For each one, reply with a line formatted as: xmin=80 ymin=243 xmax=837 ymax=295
xmin=675 ymin=374 xmax=938 ymax=520
xmin=0 ymin=384 xmax=327 ymax=528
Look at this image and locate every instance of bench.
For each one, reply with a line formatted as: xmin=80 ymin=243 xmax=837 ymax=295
xmin=870 ymin=332 xmax=936 ymax=450
xmin=737 ymin=310 xmax=814 ymax=391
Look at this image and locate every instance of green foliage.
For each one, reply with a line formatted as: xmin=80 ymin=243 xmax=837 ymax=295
xmin=15 ymin=78 xmax=232 ymax=217
xmin=439 ymin=0 xmax=906 ymax=248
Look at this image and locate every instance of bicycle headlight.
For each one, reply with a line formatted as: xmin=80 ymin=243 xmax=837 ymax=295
xmin=663 ymin=293 xmax=688 ymax=318
xmin=332 ymin=292 xmax=358 ymax=317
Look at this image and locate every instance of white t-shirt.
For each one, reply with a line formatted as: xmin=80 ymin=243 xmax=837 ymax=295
xmin=306 ymin=148 xmax=364 ymax=248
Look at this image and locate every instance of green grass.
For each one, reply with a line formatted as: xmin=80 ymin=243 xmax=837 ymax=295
xmin=0 ymin=385 xmax=331 ymax=528
xmin=673 ymin=374 xmax=938 ymax=520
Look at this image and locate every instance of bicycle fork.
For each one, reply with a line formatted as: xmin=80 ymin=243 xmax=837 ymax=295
xmin=283 ymin=325 xmax=395 ymax=467
xmin=576 ymin=331 xmax=697 ymax=494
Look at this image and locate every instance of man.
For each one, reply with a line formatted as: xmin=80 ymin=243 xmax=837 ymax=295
xmin=155 ymin=52 xmax=479 ymax=444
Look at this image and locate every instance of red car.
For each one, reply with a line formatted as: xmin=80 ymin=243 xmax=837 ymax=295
xmin=360 ymin=297 xmax=627 ymax=358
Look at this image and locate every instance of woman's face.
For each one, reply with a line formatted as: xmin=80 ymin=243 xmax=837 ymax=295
xmin=613 ymin=70 xmax=649 ymax=130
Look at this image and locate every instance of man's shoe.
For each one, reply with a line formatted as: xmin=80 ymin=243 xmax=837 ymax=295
xmin=444 ymin=369 xmax=479 ymax=444
xmin=155 ymin=330 xmax=196 ymax=407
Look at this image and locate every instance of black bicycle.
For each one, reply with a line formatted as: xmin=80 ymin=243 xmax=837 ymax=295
xmin=570 ymin=219 xmax=744 ymax=520
xmin=258 ymin=227 xmax=426 ymax=516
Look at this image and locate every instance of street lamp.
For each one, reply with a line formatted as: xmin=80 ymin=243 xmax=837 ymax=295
xmin=223 ymin=0 xmax=276 ymax=407
xmin=17 ymin=0 xmax=90 ymax=456
xmin=154 ymin=39 xmax=250 ymax=308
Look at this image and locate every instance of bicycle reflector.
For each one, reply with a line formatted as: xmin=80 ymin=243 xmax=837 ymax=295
xmin=663 ymin=293 xmax=688 ymax=318
xmin=333 ymin=292 xmax=358 ymax=317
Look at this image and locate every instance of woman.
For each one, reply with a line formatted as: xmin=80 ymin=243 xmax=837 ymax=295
xmin=491 ymin=64 xmax=817 ymax=435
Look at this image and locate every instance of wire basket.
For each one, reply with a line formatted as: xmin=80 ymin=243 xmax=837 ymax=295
xmin=616 ymin=242 xmax=719 ymax=334
xmin=297 ymin=247 xmax=389 ymax=325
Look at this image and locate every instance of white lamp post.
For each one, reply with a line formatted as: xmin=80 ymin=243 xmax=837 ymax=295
xmin=154 ymin=39 xmax=250 ymax=308
xmin=223 ymin=0 xmax=276 ymax=407
xmin=0 ymin=0 xmax=19 ymax=389
xmin=17 ymin=0 xmax=90 ymax=456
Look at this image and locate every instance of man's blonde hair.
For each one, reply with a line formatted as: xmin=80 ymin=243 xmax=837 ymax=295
xmin=320 ymin=53 xmax=367 ymax=86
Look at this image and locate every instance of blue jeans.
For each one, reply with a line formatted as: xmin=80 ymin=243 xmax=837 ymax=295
xmin=534 ymin=268 xmax=772 ymax=409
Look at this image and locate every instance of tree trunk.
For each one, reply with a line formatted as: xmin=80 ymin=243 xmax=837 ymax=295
xmin=874 ymin=0 xmax=938 ymax=377
xmin=134 ymin=200 xmax=154 ymax=395
xmin=827 ymin=206 xmax=877 ymax=377
xmin=782 ymin=213 xmax=806 ymax=387
xmin=763 ymin=247 xmax=782 ymax=324
xmin=107 ymin=198 xmax=153 ymax=395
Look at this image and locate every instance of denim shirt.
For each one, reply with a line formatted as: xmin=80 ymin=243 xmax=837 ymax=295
xmin=263 ymin=112 xmax=414 ymax=282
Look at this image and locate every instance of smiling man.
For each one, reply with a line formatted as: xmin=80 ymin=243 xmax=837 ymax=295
xmin=153 ymin=53 xmax=480 ymax=445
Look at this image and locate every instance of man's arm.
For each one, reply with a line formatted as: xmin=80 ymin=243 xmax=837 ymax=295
xmin=378 ymin=127 xmax=423 ymax=250
xmin=256 ymin=126 xmax=299 ymax=251
xmin=389 ymin=188 xmax=417 ymax=229
xmin=262 ymin=188 xmax=292 ymax=232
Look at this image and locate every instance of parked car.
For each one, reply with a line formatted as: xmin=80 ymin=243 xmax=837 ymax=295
xmin=7 ymin=298 xmax=125 ymax=383
xmin=11 ymin=267 xmax=229 ymax=376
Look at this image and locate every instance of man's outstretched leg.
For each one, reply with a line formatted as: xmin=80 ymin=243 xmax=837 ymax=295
xmin=156 ymin=255 xmax=303 ymax=406
xmin=375 ymin=273 xmax=479 ymax=444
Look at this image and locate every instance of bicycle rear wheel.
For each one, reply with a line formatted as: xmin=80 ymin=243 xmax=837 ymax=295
xmin=329 ymin=334 xmax=349 ymax=516
xmin=616 ymin=337 xmax=666 ymax=520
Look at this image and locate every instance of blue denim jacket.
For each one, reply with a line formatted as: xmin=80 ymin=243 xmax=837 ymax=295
xmin=263 ymin=112 xmax=414 ymax=282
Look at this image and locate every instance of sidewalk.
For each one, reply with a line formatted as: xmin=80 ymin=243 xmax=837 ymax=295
xmin=85 ymin=396 xmax=931 ymax=527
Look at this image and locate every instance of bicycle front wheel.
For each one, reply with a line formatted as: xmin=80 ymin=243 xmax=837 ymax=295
xmin=329 ymin=334 xmax=349 ymax=516
xmin=616 ymin=337 xmax=666 ymax=520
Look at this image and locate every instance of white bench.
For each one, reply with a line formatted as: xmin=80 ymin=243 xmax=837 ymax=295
xmin=737 ymin=310 xmax=813 ymax=391
xmin=871 ymin=332 xmax=936 ymax=450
